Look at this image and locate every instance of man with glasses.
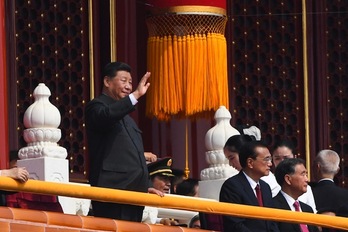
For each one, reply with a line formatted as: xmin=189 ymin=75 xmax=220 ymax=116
xmin=223 ymin=135 xmax=281 ymax=197
xmin=220 ymin=140 xmax=279 ymax=232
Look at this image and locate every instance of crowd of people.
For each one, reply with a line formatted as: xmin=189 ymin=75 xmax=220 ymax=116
xmin=83 ymin=61 xmax=348 ymax=231
xmin=1 ymin=61 xmax=347 ymax=231
xmin=219 ymin=134 xmax=348 ymax=232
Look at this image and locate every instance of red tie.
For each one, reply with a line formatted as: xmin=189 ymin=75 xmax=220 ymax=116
xmin=255 ymin=184 xmax=263 ymax=206
xmin=293 ymin=201 xmax=309 ymax=232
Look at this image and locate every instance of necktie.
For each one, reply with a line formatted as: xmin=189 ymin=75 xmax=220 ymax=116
xmin=293 ymin=201 xmax=309 ymax=232
xmin=255 ymin=184 xmax=263 ymax=206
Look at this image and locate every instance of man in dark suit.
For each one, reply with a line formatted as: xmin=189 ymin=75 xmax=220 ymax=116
xmin=311 ymin=149 xmax=348 ymax=215
xmin=273 ymin=158 xmax=318 ymax=232
xmin=85 ymin=62 xmax=152 ymax=222
xmin=219 ymin=140 xmax=279 ymax=232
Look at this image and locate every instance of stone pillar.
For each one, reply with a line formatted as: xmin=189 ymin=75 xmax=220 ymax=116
xmin=17 ymin=83 xmax=90 ymax=215
xmin=199 ymin=106 xmax=240 ymax=200
xmin=18 ymin=83 xmax=68 ymax=181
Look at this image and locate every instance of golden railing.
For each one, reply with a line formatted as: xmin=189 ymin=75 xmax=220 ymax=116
xmin=0 ymin=177 xmax=348 ymax=231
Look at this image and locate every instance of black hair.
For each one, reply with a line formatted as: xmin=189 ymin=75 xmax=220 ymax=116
xmin=102 ymin=62 xmax=131 ymax=80
xmin=239 ymin=140 xmax=268 ymax=168
xmin=272 ymin=139 xmax=296 ymax=154
xmin=170 ymin=168 xmax=185 ymax=193
xmin=224 ymin=134 xmax=255 ymax=153
xmin=175 ymin=178 xmax=199 ymax=197
xmin=274 ymin=158 xmax=305 ymax=186
xmin=188 ymin=214 xmax=200 ymax=228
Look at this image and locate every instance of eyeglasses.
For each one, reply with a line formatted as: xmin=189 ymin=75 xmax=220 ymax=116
xmin=256 ymin=156 xmax=272 ymax=163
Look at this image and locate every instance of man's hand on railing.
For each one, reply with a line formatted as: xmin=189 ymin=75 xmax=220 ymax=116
xmin=1 ymin=167 xmax=29 ymax=183
xmin=148 ymin=187 xmax=164 ymax=197
xmin=159 ymin=218 xmax=179 ymax=226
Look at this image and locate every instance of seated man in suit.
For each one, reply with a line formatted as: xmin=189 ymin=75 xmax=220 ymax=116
xmin=224 ymin=134 xmax=281 ymax=197
xmin=273 ymin=158 xmax=318 ymax=232
xmin=272 ymin=140 xmax=317 ymax=212
xmin=311 ymin=149 xmax=348 ymax=215
xmin=220 ymin=140 xmax=279 ymax=232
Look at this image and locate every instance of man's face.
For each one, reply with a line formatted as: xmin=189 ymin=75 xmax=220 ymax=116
xmin=287 ymin=163 xmax=308 ymax=196
xmin=224 ymin=150 xmax=242 ymax=171
xmin=272 ymin=146 xmax=294 ymax=167
xmin=152 ymin=175 xmax=171 ymax=194
xmin=249 ymin=146 xmax=273 ymax=178
xmin=104 ymin=70 xmax=132 ymax=100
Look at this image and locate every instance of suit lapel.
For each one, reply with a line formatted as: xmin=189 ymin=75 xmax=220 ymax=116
xmin=259 ymin=181 xmax=269 ymax=206
xmin=122 ymin=115 xmax=146 ymax=164
xmin=238 ymin=172 xmax=260 ymax=206
xmin=238 ymin=172 xmax=276 ymax=230
xmin=299 ymin=202 xmax=316 ymax=232
xmin=276 ymin=193 xmax=302 ymax=232
xmin=276 ymin=192 xmax=291 ymax=210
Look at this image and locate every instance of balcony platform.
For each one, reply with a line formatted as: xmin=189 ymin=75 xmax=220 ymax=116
xmin=0 ymin=206 xmax=206 ymax=232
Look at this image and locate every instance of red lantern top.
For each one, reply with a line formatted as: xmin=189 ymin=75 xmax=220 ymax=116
xmin=145 ymin=0 xmax=226 ymax=16
xmin=146 ymin=0 xmax=226 ymax=9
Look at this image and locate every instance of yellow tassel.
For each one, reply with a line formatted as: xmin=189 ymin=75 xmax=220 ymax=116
xmin=173 ymin=35 xmax=182 ymax=113
xmin=146 ymin=31 xmax=229 ymax=119
xmin=163 ymin=36 xmax=169 ymax=114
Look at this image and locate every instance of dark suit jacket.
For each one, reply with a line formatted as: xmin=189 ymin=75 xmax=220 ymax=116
xmin=219 ymin=171 xmax=279 ymax=232
xmin=273 ymin=192 xmax=319 ymax=232
xmin=311 ymin=180 xmax=348 ymax=214
xmin=86 ymin=94 xmax=148 ymax=192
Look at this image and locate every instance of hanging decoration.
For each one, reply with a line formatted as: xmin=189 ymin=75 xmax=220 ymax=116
xmin=145 ymin=0 xmax=229 ymax=121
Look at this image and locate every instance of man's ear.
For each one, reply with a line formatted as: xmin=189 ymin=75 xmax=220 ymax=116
xmin=335 ymin=166 xmax=340 ymax=175
xmin=284 ymin=174 xmax=291 ymax=185
xmin=247 ymin=158 xmax=253 ymax=169
xmin=104 ymin=76 xmax=110 ymax=87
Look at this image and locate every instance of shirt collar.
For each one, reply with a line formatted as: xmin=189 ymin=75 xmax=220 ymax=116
xmin=281 ymin=190 xmax=298 ymax=211
xmin=318 ymin=178 xmax=334 ymax=183
xmin=242 ymin=171 xmax=259 ymax=190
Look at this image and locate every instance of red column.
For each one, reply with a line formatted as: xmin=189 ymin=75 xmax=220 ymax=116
xmin=0 ymin=0 xmax=9 ymax=169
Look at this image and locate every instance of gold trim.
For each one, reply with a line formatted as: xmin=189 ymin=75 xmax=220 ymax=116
xmin=184 ymin=120 xmax=190 ymax=179
xmin=150 ymin=169 xmax=174 ymax=176
xmin=150 ymin=5 xmax=226 ymax=17
xmin=302 ymin=0 xmax=310 ymax=179
xmin=110 ymin=0 xmax=117 ymax=61
xmin=88 ymin=0 xmax=95 ymax=99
